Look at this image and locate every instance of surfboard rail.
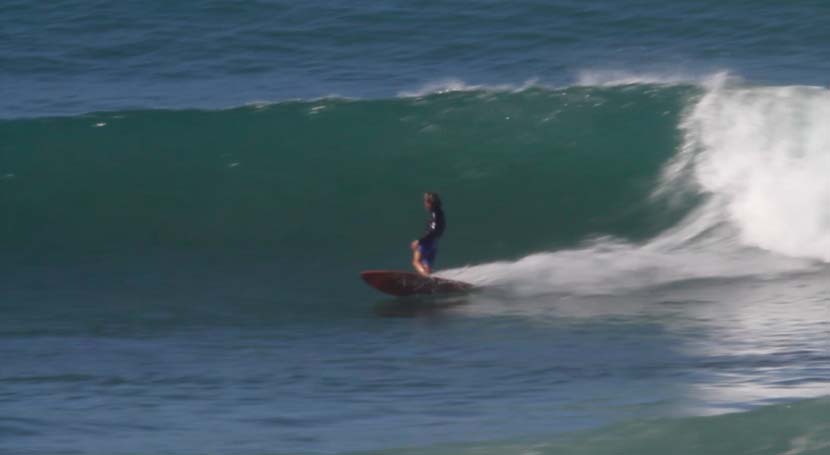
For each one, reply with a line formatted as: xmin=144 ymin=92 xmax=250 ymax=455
xmin=360 ymin=270 xmax=473 ymax=296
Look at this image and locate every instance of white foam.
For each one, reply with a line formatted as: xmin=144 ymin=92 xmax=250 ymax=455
xmin=443 ymin=234 xmax=810 ymax=298
xmin=674 ymin=78 xmax=830 ymax=261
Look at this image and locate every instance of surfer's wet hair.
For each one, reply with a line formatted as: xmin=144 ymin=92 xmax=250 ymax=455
xmin=424 ymin=192 xmax=441 ymax=209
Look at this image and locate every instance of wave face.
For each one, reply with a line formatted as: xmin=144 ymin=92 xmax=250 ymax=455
xmin=0 ymin=85 xmax=690 ymax=271
xmin=4 ymin=79 xmax=830 ymax=295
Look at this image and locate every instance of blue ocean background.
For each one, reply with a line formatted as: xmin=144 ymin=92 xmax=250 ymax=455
xmin=3 ymin=1 xmax=830 ymax=454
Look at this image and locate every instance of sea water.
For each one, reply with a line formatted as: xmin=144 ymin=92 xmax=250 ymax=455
xmin=3 ymin=1 xmax=830 ymax=454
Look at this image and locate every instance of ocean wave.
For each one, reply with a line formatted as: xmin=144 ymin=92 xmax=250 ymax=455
xmin=6 ymin=78 xmax=830 ymax=293
xmin=444 ymin=75 xmax=830 ymax=295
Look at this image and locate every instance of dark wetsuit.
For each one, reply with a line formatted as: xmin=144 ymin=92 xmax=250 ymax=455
xmin=418 ymin=207 xmax=445 ymax=268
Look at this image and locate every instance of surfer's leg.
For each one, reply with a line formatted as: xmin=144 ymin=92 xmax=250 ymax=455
xmin=420 ymin=259 xmax=432 ymax=276
xmin=412 ymin=249 xmax=431 ymax=276
xmin=420 ymin=243 xmax=436 ymax=275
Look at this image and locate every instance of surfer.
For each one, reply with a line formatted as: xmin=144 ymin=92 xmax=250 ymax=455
xmin=411 ymin=192 xmax=445 ymax=276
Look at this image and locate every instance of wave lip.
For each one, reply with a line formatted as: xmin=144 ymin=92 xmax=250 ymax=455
xmin=397 ymin=78 xmax=541 ymax=98
xmin=397 ymin=70 xmax=712 ymax=99
xmin=574 ymin=69 xmax=728 ymax=87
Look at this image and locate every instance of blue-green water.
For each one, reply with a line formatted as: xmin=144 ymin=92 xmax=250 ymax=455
xmin=3 ymin=1 xmax=830 ymax=454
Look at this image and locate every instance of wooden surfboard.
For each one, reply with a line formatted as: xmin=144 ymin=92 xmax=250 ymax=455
xmin=360 ymin=270 xmax=473 ymax=296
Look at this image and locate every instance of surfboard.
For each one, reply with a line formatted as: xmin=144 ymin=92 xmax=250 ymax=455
xmin=360 ymin=270 xmax=473 ymax=296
